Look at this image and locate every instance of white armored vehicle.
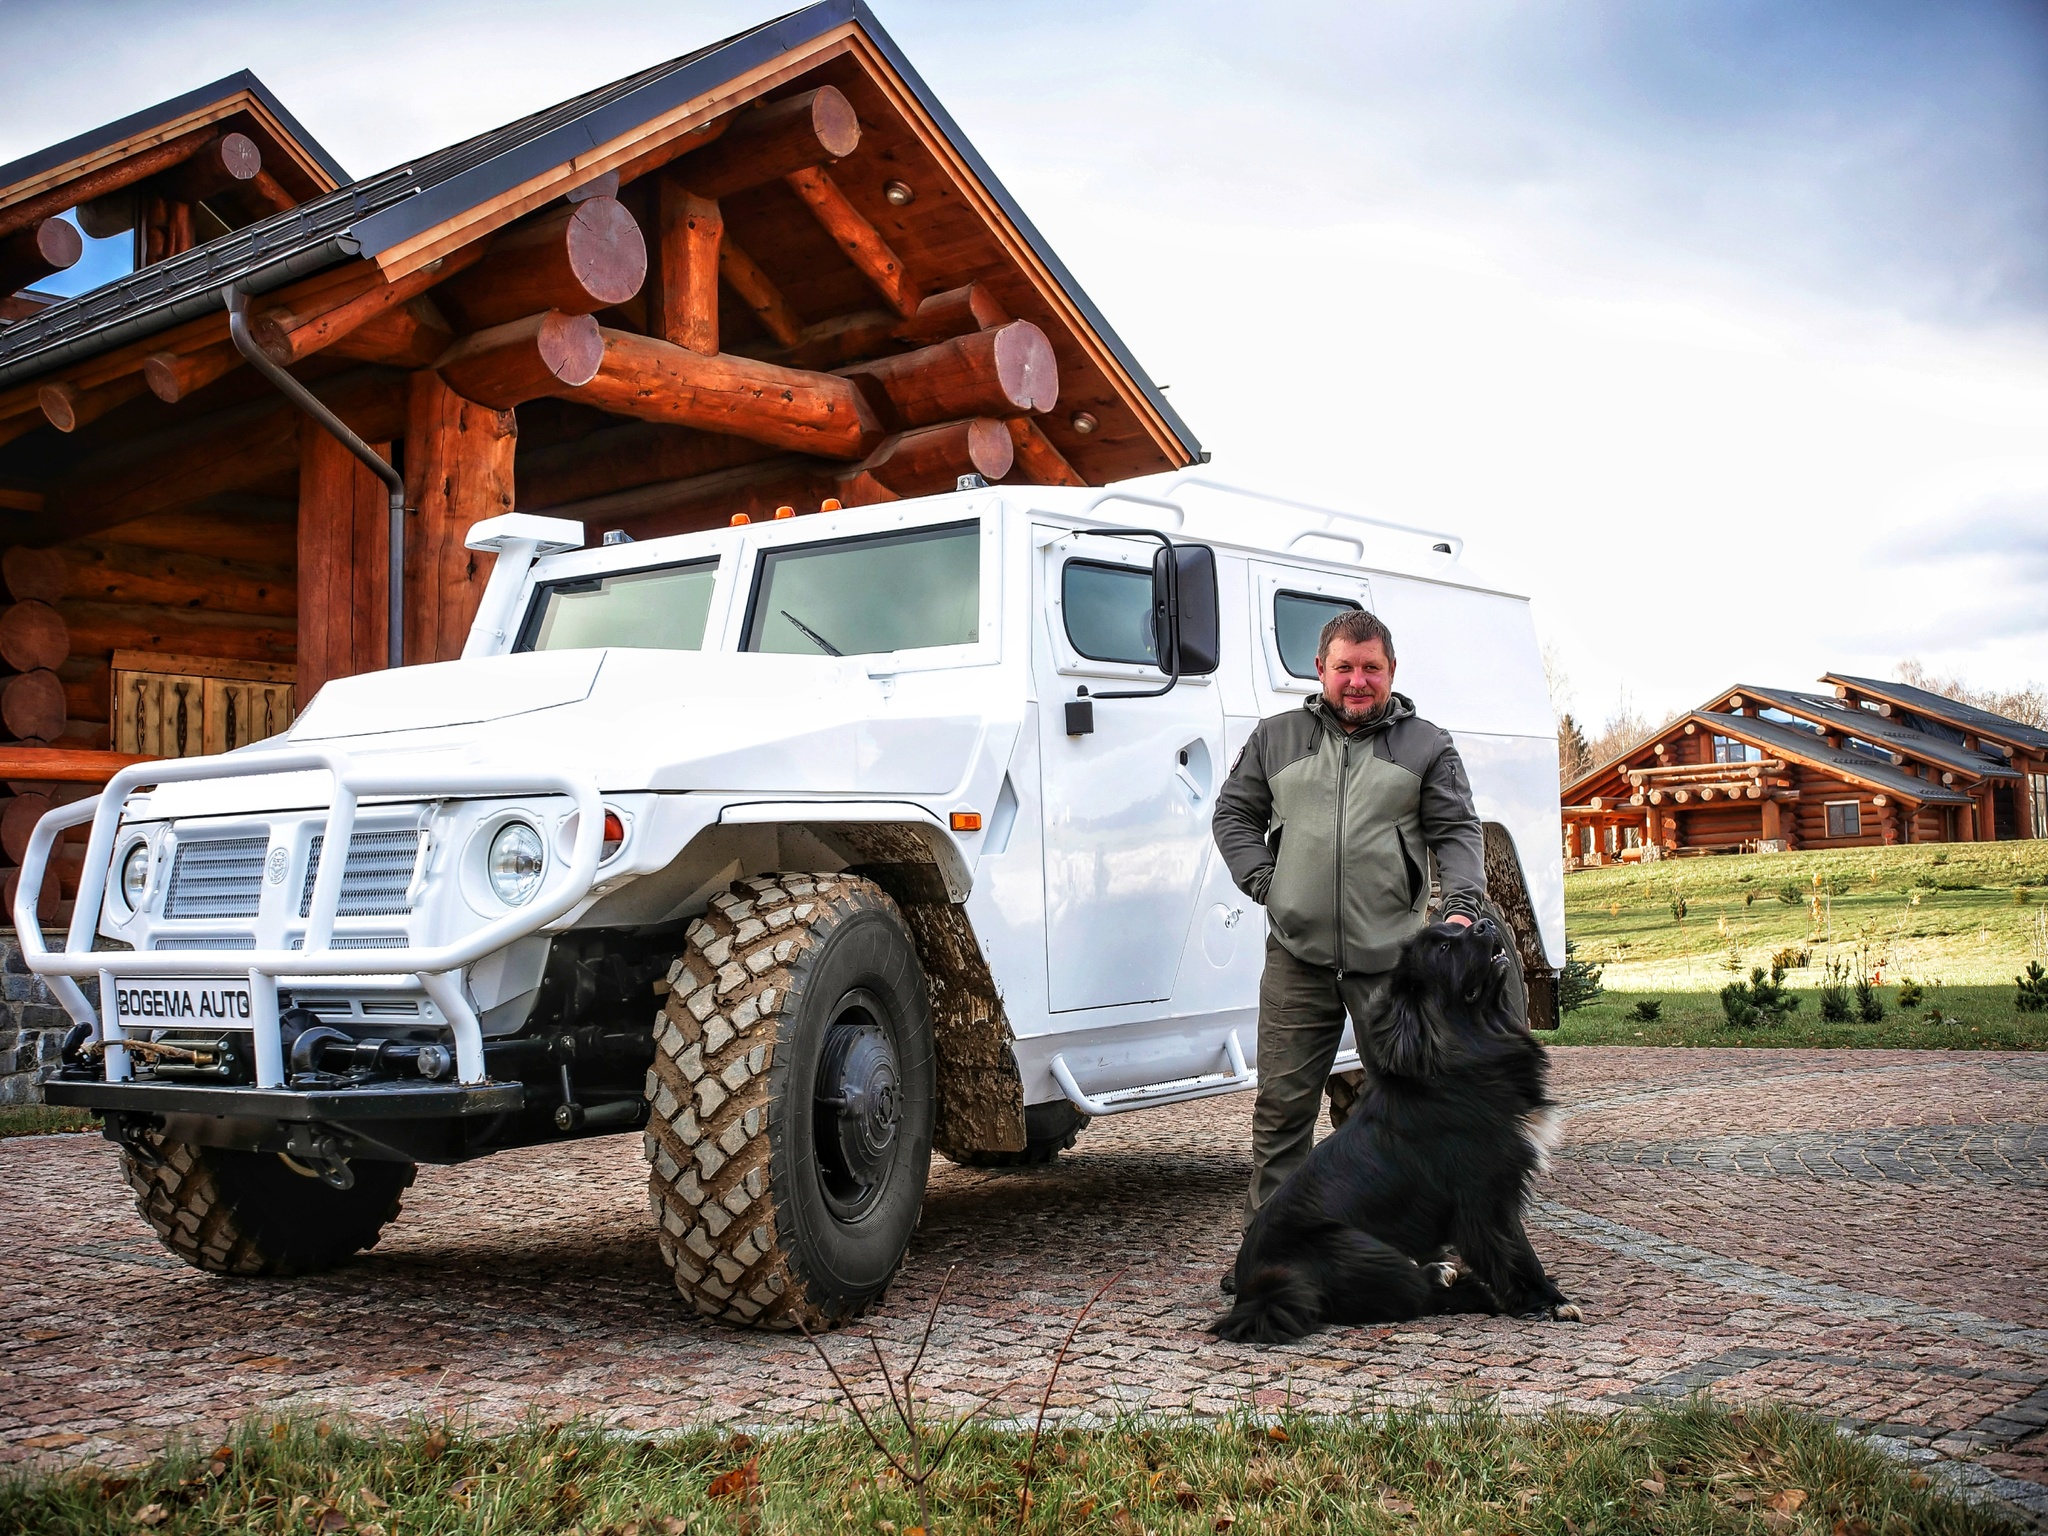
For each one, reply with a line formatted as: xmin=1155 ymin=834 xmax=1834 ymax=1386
xmin=28 ymin=476 xmax=1561 ymax=1329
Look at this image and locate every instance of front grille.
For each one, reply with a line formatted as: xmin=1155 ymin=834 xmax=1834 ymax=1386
xmin=301 ymin=831 xmax=421 ymax=918
xmin=152 ymin=935 xmax=257 ymax=951
xmin=162 ymin=837 xmax=267 ymax=920
xmin=288 ymin=934 xmax=406 ymax=950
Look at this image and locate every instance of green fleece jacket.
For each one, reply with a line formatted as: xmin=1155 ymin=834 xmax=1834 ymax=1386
xmin=1211 ymin=692 xmax=1487 ymax=973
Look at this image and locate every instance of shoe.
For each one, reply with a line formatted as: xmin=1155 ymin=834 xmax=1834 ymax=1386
xmin=1219 ymin=1270 xmax=1236 ymax=1296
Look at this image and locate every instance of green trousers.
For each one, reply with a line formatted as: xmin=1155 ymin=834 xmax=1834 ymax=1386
xmin=1241 ymin=902 xmax=1529 ymax=1229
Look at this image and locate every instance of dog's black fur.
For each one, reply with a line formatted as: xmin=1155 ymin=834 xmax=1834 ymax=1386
xmin=1213 ymin=916 xmax=1581 ymax=1344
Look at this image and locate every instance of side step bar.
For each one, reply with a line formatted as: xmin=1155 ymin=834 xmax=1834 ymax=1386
xmin=1047 ymin=1035 xmax=1366 ymax=1117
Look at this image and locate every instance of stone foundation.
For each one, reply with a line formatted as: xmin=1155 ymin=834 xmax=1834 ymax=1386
xmin=0 ymin=931 xmax=92 ymax=1106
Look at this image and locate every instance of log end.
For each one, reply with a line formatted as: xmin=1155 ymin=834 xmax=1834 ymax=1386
xmin=1 ymin=668 xmax=67 ymax=743
xmin=992 ymin=320 xmax=1060 ymax=415
xmin=142 ymin=351 xmax=184 ymax=403
xmin=966 ymin=417 xmax=1016 ymax=482
xmin=566 ymin=196 xmax=650 ymax=308
xmin=810 ymin=86 xmax=861 ymax=160
xmin=539 ymin=310 xmax=606 ymax=389
xmin=35 ymin=216 xmax=83 ymax=270
xmin=36 ymin=381 xmax=81 ymax=433
xmin=220 ymin=131 xmax=263 ymax=182
xmin=0 ymin=598 xmax=71 ymax=672
xmin=2 ymin=545 xmax=68 ymax=604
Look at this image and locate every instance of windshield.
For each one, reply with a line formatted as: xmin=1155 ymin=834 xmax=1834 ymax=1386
xmin=519 ymin=560 xmax=718 ymax=652
xmin=743 ymin=522 xmax=979 ymax=658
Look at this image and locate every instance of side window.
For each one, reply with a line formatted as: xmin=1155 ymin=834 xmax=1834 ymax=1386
xmin=520 ymin=560 xmax=718 ymax=652
xmin=1062 ymin=559 xmax=1157 ymax=666
xmin=1273 ymin=591 xmax=1360 ymax=679
xmin=1825 ymin=801 xmax=1862 ymax=838
xmin=744 ymin=522 xmax=979 ymax=657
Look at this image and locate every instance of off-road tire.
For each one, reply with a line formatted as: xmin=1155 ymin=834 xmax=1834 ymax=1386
xmin=947 ymin=1100 xmax=1090 ymax=1168
xmin=119 ymin=1133 xmax=415 ymax=1276
xmin=643 ymin=874 xmax=935 ymax=1330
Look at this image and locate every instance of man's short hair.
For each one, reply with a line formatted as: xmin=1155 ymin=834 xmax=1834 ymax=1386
xmin=1318 ymin=608 xmax=1397 ymax=665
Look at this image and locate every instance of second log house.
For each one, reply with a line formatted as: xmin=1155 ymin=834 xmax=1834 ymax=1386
xmin=0 ymin=0 xmax=1203 ymax=923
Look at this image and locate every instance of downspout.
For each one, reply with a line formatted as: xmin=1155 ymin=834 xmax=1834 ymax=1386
xmin=225 ymin=283 xmax=406 ymax=670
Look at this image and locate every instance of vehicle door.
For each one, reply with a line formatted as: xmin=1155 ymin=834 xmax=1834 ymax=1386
xmin=1035 ymin=531 xmax=1224 ymax=1012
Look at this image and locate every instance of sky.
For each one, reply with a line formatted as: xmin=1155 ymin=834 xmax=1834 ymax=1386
xmin=4 ymin=0 xmax=2045 ymax=726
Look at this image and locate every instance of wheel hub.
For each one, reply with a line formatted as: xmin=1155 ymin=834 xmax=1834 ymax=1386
xmin=814 ymin=997 xmax=901 ymax=1217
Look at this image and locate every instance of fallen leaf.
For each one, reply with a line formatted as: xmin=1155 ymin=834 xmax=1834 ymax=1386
xmin=657 ymin=1518 xmax=690 ymax=1535
xmin=1834 ymin=1520 xmax=1873 ymax=1536
xmin=1380 ymin=1490 xmax=1416 ymax=1515
xmin=448 ymin=1477 xmax=475 ymax=1509
xmin=1760 ymin=1514 xmax=1794 ymax=1534
xmin=905 ymin=1529 xmax=926 ymax=1536
xmin=1908 ymin=1472 xmax=1931 ymax=1490
xmin=706 ymin=1457 xmax=759 ymax=1501
xmin=727 ymin=1433 xmax=755 ymax=1453
xmin=356 ymin=1525 xmax=387 ymax=1536
xmin=1214 ymin=1514 xmax=1236 ymax=1531
xmin=315 ymin=1421 xmax=333 ymax=1440
xmin=1266 ymin=1426 xmax=1288 ymax=1442
xmin=1727 ymin=1490 xmax=1756 ymax=1506
xmin=358 ymin=1489 xmax=387 ymax=1511
xmin=874 ymin=1521 xmax=896 ymax=1534
xmin=1147 ymin=1470 xmax=1165 ymax=1493
xmin=422 ymin=1429 xmax=450 ymax=1462
xmin=1766 ymin=1488 xmax=1809 ymax=1514
xmin=314 ymin=1508 xmax=350 ymax=1533
xmin=1639 ymin=1478 xmax=1665 ymax=1496
xmin=132 ymin=1505 xmax=170 ymax=1528
xmin=1075 ymin=1497 xmax=1097 ymax=1518
xmin=209 ymin=1445 xmax=234 ymax=1463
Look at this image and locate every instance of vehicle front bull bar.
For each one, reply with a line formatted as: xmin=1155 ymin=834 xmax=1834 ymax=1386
xmin=13 ymin=747 xmax=604 ymax=1089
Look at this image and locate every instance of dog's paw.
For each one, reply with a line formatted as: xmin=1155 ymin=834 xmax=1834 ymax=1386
xmin=1549 ymin=1301 xmax=1583 ymax=1323
xmin=1423 ymin=1260 xmax=1458 ymax=1288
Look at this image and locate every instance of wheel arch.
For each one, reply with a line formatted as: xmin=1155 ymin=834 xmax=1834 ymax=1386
xmin=1482 ymin=821 xmax=1561 ymax=1032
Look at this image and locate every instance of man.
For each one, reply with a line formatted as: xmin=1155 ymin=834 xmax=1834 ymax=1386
xmin=1211 ymin=608 xmax=1525 ymax=1249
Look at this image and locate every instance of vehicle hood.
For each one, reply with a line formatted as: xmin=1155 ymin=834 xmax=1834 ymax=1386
xmin=139 ymin=649 xmax=997 ymax=818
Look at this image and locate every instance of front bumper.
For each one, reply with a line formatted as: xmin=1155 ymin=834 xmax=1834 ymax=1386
xmin=44 ymin=1077 xmax=525 ymax=1121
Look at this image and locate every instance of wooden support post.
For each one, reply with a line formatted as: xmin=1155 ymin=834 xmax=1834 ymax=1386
xmin=143 ymin=342 xmax=241 ymax=403
xmin=435 ymin=311 xmax=604 ymax=409
xmin=39 ymin=375 xmax=149 ymax=432
xmin=784 ymin=167 xmax=922 ymax=318
xmin=404 ymin=373 xmax=517 ymax=667
xmin=437 ymin=196 xmax=647 ymax=332
xmin=840 ymin=320 xmax=1059 ymax=428
xmin=297 ymin=425 xmax=393 ymax=696
xmin=251 ymin=249 xmax=485 ymax=367
xmin=1761 ymin=798 xmax=1782 ymax=843
xmin=577 ymin=328 xmax=879 ymax=458
xmin=718 ymin=236 xmax=802 ymax=347
xmin=667 ymin=87 xmax=860 ymax=199
xmin=0 ymin=215 xmax=83 ymax=295
xmin=653 ymin=181 xmax=722 ymax=355
xmin=1004 ymin=416 xmax=1084 ymax=486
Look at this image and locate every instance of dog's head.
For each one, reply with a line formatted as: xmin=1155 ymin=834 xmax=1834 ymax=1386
xmin=1365 ymin=915 xmax=1523 ymax=1081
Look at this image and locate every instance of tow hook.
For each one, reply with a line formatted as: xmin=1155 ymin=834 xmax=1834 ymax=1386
xmin=105 ymin=1111 xmax=165 ymax=1167
xmin=281 ymin=1124 xmax=356 ymax=1190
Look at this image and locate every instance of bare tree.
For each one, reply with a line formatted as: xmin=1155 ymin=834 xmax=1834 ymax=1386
xmin=1894 ymin=658 xmax=2047 ymax=729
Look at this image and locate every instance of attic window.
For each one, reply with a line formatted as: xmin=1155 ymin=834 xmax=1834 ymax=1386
xmin=1711 ymin=735 xmax=1760 ymax=764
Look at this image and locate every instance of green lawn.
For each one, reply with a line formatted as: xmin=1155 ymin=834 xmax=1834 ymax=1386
xmin=0 ymin=1399 xmax=2020 ymax=1535
xmin=1565 ymin=843 xmax=2048 ymax=994
xmin=1554 ymin=983 xmax=2048 ymax=1049
xmin=0 ymin=1103 xmax=94 ymax=1137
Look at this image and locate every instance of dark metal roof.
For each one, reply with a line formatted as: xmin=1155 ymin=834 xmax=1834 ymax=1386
xmin=0 ymin=69 xmax=350 ymax=196
xmin=1824 ymin=673 xmax=2048 ymax=754
xmin=0 ymin=2 xmax=1203 ymax=463
xmin=1692 ymin=710 xmax=1971 ymax=805
xmin=1723 ymin=684 xmax=2018 ymax=781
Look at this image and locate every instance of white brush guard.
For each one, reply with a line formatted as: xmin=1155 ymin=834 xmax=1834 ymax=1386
xmin=14 ymin=747 xmax=603 ymax=1089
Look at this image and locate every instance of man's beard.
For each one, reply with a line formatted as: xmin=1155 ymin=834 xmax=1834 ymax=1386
xmin=1331 ymin=695 xmax=1386 ymax=726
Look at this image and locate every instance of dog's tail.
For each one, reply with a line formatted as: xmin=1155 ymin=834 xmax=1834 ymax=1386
xmin=1213 ymin=1264 xmax=1324 ymax=1344
xmin=1212 ymin=1232 xmax=1432 ymax=1344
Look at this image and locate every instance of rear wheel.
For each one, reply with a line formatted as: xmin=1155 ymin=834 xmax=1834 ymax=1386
xmin=643 ymin=874 xmax=934 ymax=1329
xmin=119 ymin=1133 xmax=414 ymax=1276
xmin=947 ymin=1100 xmax=1090 ymax=1168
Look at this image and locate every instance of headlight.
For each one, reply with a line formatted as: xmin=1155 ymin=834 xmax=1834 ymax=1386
xmin=119 ymin=842 xmax=151 ymax=910
xmin=487 ymin=821 xmax=545 ymax=906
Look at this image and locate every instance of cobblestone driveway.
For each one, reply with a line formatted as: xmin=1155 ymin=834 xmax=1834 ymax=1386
xmin=4 ymin=1048 xmax=2045 ymax=1522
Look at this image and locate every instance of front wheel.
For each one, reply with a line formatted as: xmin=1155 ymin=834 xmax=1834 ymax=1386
xmin=946 ymin=1100 xmax=1090 ymax=1168
xmin=644 ymin=874 xmax=934 ymax=1329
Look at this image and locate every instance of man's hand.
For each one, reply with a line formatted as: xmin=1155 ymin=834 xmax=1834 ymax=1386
xmin=1445 ymin=913 xmax=1473 ymax=928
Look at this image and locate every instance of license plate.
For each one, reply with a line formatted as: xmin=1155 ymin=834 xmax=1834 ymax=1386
xmin=114 ymin=978 xmax=254 ymax=1029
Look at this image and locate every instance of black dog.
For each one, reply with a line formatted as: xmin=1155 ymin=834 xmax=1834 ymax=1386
xmin=1213 ymin=916 xmax=1581 ymax=1344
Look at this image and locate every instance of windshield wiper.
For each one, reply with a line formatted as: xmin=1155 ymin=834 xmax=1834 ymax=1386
xmin=780 ymin=609 xmax=844 ymax=657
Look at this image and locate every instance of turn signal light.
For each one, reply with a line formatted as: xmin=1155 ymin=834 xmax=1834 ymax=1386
xmin=949 ymin=811 xmax=982 ymax=832
xmin=730 ymin=513 xmax=750 ymax=526
xmin=820 ymin=498 xmax=843 ymax=512
xmin=602 ymin=810 xmax=626 ymax=859
xmin=774 ymin=505 xmax=796 ymax=519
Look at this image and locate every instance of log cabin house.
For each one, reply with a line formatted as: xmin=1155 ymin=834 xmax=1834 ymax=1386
xmin=1561 ymin=673 xmax=2047 ymax=865
xmin=0 ymin=0 xmax=1202 ymax=927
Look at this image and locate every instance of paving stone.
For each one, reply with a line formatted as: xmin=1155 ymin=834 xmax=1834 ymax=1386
xmin=1 ymin=1046 xmax=2045 ymax=1524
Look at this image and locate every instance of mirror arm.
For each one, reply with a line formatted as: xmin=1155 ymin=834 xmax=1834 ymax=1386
xmin=1078 ymin=527 xmax=1182 ymax=701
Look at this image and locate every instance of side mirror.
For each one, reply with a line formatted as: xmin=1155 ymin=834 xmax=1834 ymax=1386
xmin=1153 ymin=543 xmax=1220 ymax=676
